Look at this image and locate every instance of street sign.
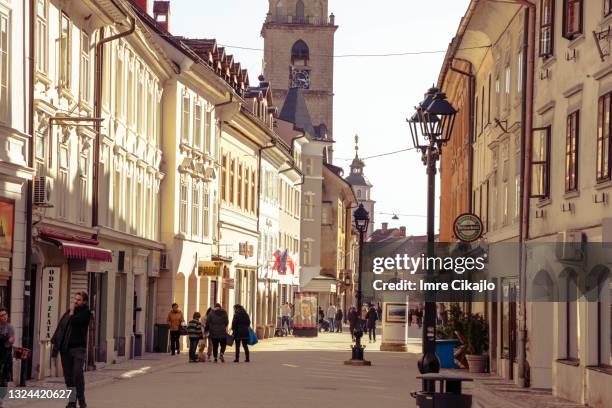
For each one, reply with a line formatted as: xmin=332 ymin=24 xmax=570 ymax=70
xmin=453 ymin=213 xmax=483 ymax=243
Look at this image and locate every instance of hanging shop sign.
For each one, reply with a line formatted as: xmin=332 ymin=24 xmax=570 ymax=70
xmin=453 ymin=213 xmax=484 ymax=243
xmin=40 ymin=267 xmax=61 ymax=341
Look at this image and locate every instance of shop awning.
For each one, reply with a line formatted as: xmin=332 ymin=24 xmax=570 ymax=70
xmin=40 ymin=229 xmax=112 ymax=262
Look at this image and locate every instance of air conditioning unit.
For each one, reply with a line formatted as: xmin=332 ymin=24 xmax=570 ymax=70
xmin=556 ymin=231 xmax=584 ymax=261
xmin=33 ymin=176 xmax=53 ymax=206
xmin=160 ymin=253 xmax=170 ymax=271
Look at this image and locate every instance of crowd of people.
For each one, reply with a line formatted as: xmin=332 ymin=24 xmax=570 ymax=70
xmin=318 ymin=302 xmax=383 ymax=343
xmin=167 ymin=303 xmax=255 ymax=364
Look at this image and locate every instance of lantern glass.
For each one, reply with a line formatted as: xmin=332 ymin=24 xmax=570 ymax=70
xmin=421 ymin=92 xmax=458 ymax=144
xmin=353 ymin=204 xmax=370 ymax=234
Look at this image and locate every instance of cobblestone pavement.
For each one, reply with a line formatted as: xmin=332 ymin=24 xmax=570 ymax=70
xmin=4 ymin=329 xmax=591 ymax=408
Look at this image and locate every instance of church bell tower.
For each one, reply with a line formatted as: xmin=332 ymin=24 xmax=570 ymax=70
xmin=262 ymin=1 xmax=337 ymax=161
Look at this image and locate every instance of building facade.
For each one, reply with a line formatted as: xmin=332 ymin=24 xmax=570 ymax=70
xmin=0 ymin=0 xmax=34 ymax=381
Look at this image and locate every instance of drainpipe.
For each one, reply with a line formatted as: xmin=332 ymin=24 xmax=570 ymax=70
xmin=516 ymin=1 xmax=535 ymax=389
xmin=92 ymin=16 xmax=136 ymax=226
xmin=450 ymin=60 xmax=475 ymax=213
xmin=20 ymin=0 xmax=35 ymax=386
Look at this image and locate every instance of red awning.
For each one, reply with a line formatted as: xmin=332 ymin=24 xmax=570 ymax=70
xmin=40 ymin=229 xmax=112 ymax=262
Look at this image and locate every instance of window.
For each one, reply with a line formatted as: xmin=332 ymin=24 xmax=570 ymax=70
xmin=540 ymin=0 xmax=555 ymax=57
xmin=251 ymin=170 xmax=256 ymax=212
xmin=230 ymin=159 xmax=235 ymax=204
xmin=563 ymin=0 xmax=583 ymax=39
xmin=597 ymin=93 xmax=612 ymax=182
xmin=221 ymin=154 xmax=228 ymax=201
xmin=495 ymin=76 xmax=500 ymax=117
xmin=565 ymin=111 xmax=579 ymax=192
xmin=517 ymin=50 xmax=523 ymax=94
xmin=194 ymin=101 xmax=202 ymax=149
xmin=125 ymin=164 xmax=133 ymax=232
xmin=504 ymin=64 xmax=511 ymax=111
xmin=127 ymin=58 xmax=135 ymax=125
xmin=291 ymin=40 xmax=309 ymax=65
xmin=561 ymin=269 xmax=579 ymax=360
xmin=202 ymin=185 xmax=210 ymax=238
xmin=80 ymin=32 xmax=90 ymax=102
xmin=115 ymin=50 xmax=124 ymax=118
xmin=58 ymin=145 xmax=69 ymax=219
xmin=59 ymin=13 xmax=71 ymax=87
xmin=606 ymin=0 xmax=612 ymax=17
xmin=136 ymin=74 xmax=143 ymax=133
xmin=0 ymin=13 xmax=8 ymax=123
xmin=488 ymin=74 xmax=492 ymax=124
xmin=303 ymin=241 xmax=312 ymax=265
xmin=79 ymin=152 xmax=88 ymax=223
xmin=182 ymin=94 xmax=190 ymax=143
xmin=296 ymin=0 xmax=305 ymax=18
xmin=304 ymin=195 xmax=314 ymax=219
xmin=481 ymin=86 xmax=485 ymax=133
xmin=204 ymin=108 xmax=212 ymax=154
xmin=35 ymin=0 xmax=48 ymax=74
xmin=179 ymin=177 xmax=188 ymax=234
xmin=237 ymin=163 xmax=243 ymax=208
xmin=475 ymin=96 xmax=479 ymax=136
xmin=145 ymin=174 xmax=152 ymax=239
xmin=192 ymin=183 xmax=200 ymax=237
xmin=531 ymin=127 xmax=551 ymax=198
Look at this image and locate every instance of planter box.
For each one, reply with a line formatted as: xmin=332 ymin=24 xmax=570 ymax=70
xmin=436 ymin=339 xmax=460 ymax=368
xmin=466 ymin=354 xmax=487 ymax=373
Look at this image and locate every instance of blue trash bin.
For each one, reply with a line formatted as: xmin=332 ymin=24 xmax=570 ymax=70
xmin=436 ymin=339 xmax=460 ymax=368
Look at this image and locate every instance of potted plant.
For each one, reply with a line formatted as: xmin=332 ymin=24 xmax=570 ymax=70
xmin=463 ymin=313 xmax=488 ymax=373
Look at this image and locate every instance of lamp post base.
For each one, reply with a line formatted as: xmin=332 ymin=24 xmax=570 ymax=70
xmin=344 ymin=343 xmax=372 ymax=366
xmin=344 ymin=359 xmax=372 ymax=366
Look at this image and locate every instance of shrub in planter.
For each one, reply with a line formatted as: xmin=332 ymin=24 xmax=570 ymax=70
xmin=463 ymin=313 xmax=488 ymax=373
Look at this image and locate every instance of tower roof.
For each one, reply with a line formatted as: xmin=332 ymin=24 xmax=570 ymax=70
xmin=346 ymin=135 xmax=372 ymax=187
xmin=278 ymin=87 xmax=315 ymax=137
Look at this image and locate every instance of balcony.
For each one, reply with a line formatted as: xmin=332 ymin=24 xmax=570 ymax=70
xmin=268 ymin=14 xmax=333 ymax=26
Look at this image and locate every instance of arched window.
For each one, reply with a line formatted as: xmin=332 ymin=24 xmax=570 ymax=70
xmin=559 ymin=268 xmax=579 ymax=360
xmin=275 ymin=0 xmax=283 ymax=18
xmin=291 ymin=40 xmax=309 ymax=64
xmin=296 ymin=0 xmax=305 ymax=18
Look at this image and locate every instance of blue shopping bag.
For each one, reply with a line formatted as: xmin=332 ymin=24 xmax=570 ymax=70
xmin=247 ymin=327 xmax=258 ymax=346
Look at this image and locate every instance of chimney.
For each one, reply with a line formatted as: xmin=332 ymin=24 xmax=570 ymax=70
xmin=153 ymin=1 xmax=170 ymax=32
xmin=132 ymin=0 xmax=147 ymax=13
xmin=400 ymin=226 xmax=406 ymax=237
xmin=381 ymin=222 xmax=388 ymax=231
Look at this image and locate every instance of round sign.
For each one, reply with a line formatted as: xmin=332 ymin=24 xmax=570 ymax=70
xmin=453 ymin=213 xmax=483 ymax=243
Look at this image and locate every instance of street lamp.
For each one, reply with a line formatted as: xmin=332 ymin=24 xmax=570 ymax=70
xmin=407 ymin=87 xmax=458 ymax=383
xmin=345 ymin=203 xmax=371 ymax=366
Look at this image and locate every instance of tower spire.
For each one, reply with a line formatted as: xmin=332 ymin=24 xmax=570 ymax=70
xmin=354 ymin=134 xmax=359 ymax=158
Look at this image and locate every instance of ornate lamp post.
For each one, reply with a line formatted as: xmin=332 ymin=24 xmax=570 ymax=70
xmin=345 ymin=203 xmax=371 ymax=366
xmin=407 ymin=87 xmax=458 ymax=384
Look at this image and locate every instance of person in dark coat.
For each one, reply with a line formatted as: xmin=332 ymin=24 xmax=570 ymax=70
xmin=51 ymin=291 xmax=91 ymax=408
xmin=0 ymin=307 xmax=15 ymax=400
xmin=231 ymin=304 xmax=251 ymax=363
xmin=206 ymin=303 xmax=229 ymax=362
xmin=347 ymin=306 xmax=358 ymax=340
xmin=334 ymin=308 xmax=343 ymax=333
xmin=365 ymin=304 xmax=378 ymax=343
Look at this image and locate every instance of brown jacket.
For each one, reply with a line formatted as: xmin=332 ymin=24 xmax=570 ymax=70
xmin=167 ymin=310 xmax=184 ymax=331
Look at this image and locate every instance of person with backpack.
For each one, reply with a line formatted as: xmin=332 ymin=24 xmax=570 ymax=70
xmin=366 ymin=303 xmax=379 ymax=343
xmin=206 ymin=303 xmax=228 ymax=363
xmin=231 ymin=304 xmax=251 ymax=363
xmin=166 ymin=303 xmax=184 ymax=355
xmin=187 ymin=312 xmax=203 ymax=362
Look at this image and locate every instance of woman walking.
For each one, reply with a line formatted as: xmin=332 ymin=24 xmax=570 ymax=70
xmin=187 ymin=312 xmax=203 ymax=362
xmin=231 ymin=304 xmax=251 ymax=363
xmin=206 ymin=303 xmax=228 ymax=363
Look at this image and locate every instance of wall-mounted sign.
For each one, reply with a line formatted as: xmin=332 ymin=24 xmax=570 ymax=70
xmin=198 ymin=261 xmax=218 ymax=277
xmin=453 ymin=213 xmax=483 ymax=243
xmin=40 ymin=267 xmax=61 ymax=341
xmin=223 ymin=278 xmax=234 ymax=289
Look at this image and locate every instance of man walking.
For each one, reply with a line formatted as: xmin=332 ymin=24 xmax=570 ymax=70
xmin=167 ymin=303 xmax=184 ymax=355
xmin=366 ymin=303 xmax=378 ymax=343
xmin=326 ymin=304 xmax=337 ymax=333
xmin=280 ymin=302 xmax=291 ymax=334
xmin=335 ymin=307 xmax=343 ymax=333
xmin=51 ymin=292 xmax=91 ymax=408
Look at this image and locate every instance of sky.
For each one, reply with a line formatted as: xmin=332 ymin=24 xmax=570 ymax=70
xmin=167 ymin=0 xmax=471 ymax=235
